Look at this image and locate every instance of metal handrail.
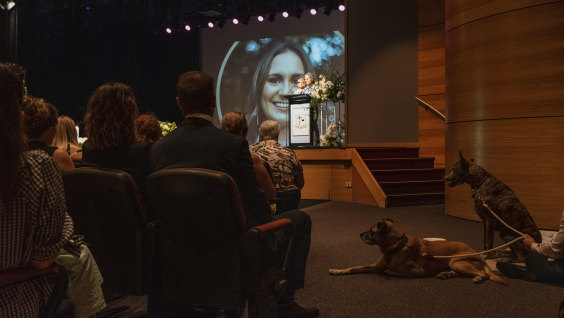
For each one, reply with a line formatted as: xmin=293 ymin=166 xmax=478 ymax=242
xmin=415 ymin=97 xmax=445 ymax=121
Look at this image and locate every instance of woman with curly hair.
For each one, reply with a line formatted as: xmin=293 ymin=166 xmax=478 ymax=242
xmin=21 ymin=96 xmax=75 ymax=171
xmin=82 ymin=82 xmax=151 ymax=185
xmin=134 ymin=112 xmax=162 ymax=144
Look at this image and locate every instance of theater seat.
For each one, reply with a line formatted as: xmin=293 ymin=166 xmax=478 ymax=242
xmin=62 ymin=167 xmax=154 ymax=296
xmin=0 ymin=263 xmax=72 ymax=318
xmin=146 ymin=168 xmax=293 ymax=317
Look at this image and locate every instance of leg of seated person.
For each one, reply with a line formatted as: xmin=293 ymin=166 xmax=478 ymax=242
xmin=273 ymin=209 xmax=311 ymax=296
xmin=57 ymin=245 xmax=106 ymax=318
xmin=526 ymin=252 xmax=564 ymax=284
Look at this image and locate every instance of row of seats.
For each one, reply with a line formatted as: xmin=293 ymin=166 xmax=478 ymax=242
xmin=2 ymin=167 xmax=294 ymax=317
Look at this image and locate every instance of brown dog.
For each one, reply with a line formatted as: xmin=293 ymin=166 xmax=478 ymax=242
xmin=329 ymin=219 xmax=507 ymax=285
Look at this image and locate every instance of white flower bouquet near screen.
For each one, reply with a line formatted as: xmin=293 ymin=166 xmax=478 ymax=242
xmin=320 ymin=121 xmax=345 ymax=148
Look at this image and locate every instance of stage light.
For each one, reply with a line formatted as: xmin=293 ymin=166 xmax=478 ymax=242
xmin=184 ymin=24 xmax=191 ymax=31
xmin=310 ymin=8 xmax=317 ymax=15
xmin=208 ymin=22 xmax=214 ymax=28
xmin=85 ymin=5 xmax=91 ymax=11
xmin=338 ymin=4 xmax=345 ymax=11
xmin=282 ymin=11 xmax=289 ymax=18
xmin=257 ymin=15 xmax=264 ymax=22
xmin=232 ymin=18 xmax=239 ymax=25
xmin=165 ymin=27 xmax=172 ymax=34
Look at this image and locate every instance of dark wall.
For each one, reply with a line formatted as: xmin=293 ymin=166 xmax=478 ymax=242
xmin=17 ymin=2 xmax=200 ymax=124
xmin=346 ymin=0 xmax=418 ymax=144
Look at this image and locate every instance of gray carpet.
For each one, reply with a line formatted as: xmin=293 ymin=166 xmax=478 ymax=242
xmin=103 ymin=201 xmax=563 ymax=317
xmin=294 ymin=201 xmax=563 ymax=318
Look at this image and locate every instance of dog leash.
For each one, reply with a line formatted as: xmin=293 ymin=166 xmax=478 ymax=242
xmin=431 ymin=198 xmax=527 ymax=259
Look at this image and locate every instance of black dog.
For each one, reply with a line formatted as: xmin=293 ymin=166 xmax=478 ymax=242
xmin=444 ymin=151 xmax=542 ymax=262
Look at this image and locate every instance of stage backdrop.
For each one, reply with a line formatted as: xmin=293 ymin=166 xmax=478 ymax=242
xmin=201 ymin=11 xmax=345 ymax=146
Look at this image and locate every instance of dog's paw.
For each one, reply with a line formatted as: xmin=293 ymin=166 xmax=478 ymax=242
xmin=473 ymin=274 xmax=488 ymax=284
xmin=436 ymin=271 xmax=456 ymax=280
xmin=328 ymin=269 xmax=346 ymax=275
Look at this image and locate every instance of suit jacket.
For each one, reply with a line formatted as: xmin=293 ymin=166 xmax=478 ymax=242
xmin=151 ymin=117 xmax=271 ymax=227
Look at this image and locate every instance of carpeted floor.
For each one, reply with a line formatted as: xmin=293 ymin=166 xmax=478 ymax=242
xmin=102 ymin=201 xmax=563 ymax=317
xmin=294 ymin=201 xmax=563 ymax=318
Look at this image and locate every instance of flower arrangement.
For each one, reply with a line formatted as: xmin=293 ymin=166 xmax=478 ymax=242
xmin=320 ymin=121 xmax=345 ymax=148
xmin=309 ymin=69 xmax=345 ymax=119
xmin=159 ymin=121 xmax=177 ymax=136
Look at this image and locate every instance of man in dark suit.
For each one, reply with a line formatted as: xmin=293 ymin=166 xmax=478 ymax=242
xmin=151 ymin=71 xmax=318 ymax=318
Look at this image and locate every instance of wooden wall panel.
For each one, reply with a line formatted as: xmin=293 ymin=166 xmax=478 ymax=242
xmin=331 ymin=163 xmax=353 ymax=202
xmin=301 ymin=164 xmax=331 ymax=200
xmin=445 ymin=117 xmax=564 ymax=229
xmin=419 ymin=0 xmax=446 ymax=168
xmin=446 ymin=2 xmax=564 ymax=122
xmin=352 ymin=166 xmax=378 ymax=205
xmin=445 ymin=0 xmax=559 ymax=31
xmin=418 ymin=94 xmax=445 ymax=167
xmin=418 ymin=24 xmax=445 ymax=95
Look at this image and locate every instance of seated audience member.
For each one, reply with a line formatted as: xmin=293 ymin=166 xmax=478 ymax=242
xmin=0 ymin=63 xmax=106 ymax=318
xmin=497 ymin=210 xmax=564 ymax=284
xmin=293 ymin=77 xmax=306 ymax=95
xmin=52 ymin=115 xmax=83 ymax=161
xmin=21 ymin=96 xmax=75 ymax=171
xmin=82 ymin=82 xmax=151 ymax=188
xmin=134 ymin=112 xmax=162 ymax=144
xmin=221 ymin=111 xmax=277 ymax=202
xmin=251 ymin=120 xmax=304 ymax=213
xmin=151 ymin=71 xmax=318 ymax=318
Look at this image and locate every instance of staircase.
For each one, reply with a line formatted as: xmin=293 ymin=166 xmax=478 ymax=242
xmin=356 ymin=148 xmax=445 ymax=207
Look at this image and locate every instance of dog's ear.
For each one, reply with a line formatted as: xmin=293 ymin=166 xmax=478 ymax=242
xmin=383 ymin=218 xmax=394 ymax=223
xmin=459 ymin=150 xmax=469 ymax=170
xmin=376 ymin=221 xmax=387 ymax=232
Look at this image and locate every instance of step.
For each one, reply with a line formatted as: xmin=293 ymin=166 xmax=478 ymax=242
xmin=356 ymin=147 xmax=419 ymax=159
xmin=379 ymin=180 xmax=445 ymax=195
xmin=386 ymin=193 xmax=445 ymax=207
xmin=363 ymin=157 xmax=435 ymax=170
xmin=372 ymin=168 xmax=445 ymax=182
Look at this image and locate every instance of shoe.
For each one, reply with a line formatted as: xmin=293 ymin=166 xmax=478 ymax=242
xmin=496 ymin=262 xmax=536 ymax=281
xmin=277 ymin=301 xmax=320 ymax=318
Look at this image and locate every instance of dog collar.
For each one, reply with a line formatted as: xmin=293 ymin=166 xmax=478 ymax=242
xmin=388 ymin=234 xmax=408 ymax=255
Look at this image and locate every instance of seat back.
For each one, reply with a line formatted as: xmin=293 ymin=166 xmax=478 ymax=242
xmin=146 ymin=168 xmax=248 ymax=311
xmin=63 ymin=167 xmax=151 ymax=295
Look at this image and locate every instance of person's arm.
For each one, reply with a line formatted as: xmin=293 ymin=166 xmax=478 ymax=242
xmin=252 ymin=154 xmax=277 ymax=201
xmin=234 ymin=138 xmax=272 ymax=226
xmin=30 ymin=156 xmax=67 ymax=268
xmin=528 ymin=212 xmax=564 ymax=258
xmin=53 ymin=149 xmax=75 ymax=171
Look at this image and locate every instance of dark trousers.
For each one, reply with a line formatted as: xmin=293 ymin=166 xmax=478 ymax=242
xmin=273 ymin=209 xmax=312 ymax=294
xmin=526 ymin=252 xmax=564 ymax=284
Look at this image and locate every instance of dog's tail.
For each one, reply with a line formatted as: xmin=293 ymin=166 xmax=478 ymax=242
xmin=485 ymin=262 xmax=508 ymax=286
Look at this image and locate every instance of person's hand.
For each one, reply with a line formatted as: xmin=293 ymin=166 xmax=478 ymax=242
xmin=522 ymin=234 xmax=535 ymax=251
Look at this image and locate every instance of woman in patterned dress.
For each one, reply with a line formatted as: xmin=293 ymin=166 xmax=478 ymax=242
xmin=0 ymin=63 xmax=68 ymax=316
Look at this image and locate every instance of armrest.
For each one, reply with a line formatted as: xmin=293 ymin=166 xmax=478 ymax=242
xmin=251 ymin=218 xmax=292 ymax=236
xmin=0 ymin=263 xmax=60 ymax=288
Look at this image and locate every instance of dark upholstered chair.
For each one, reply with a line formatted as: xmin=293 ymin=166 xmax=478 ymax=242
xmin=146 ymin=168 xmax=293 ymax=317
xmin=0 ymin=263 xmax=73 ymax=318
xmin=62 ymin=167 xmax=154 ymax=296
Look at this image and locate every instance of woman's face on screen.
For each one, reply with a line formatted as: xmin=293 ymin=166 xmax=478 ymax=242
xmin=260 ymin=49 xmax=305 ymax=124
